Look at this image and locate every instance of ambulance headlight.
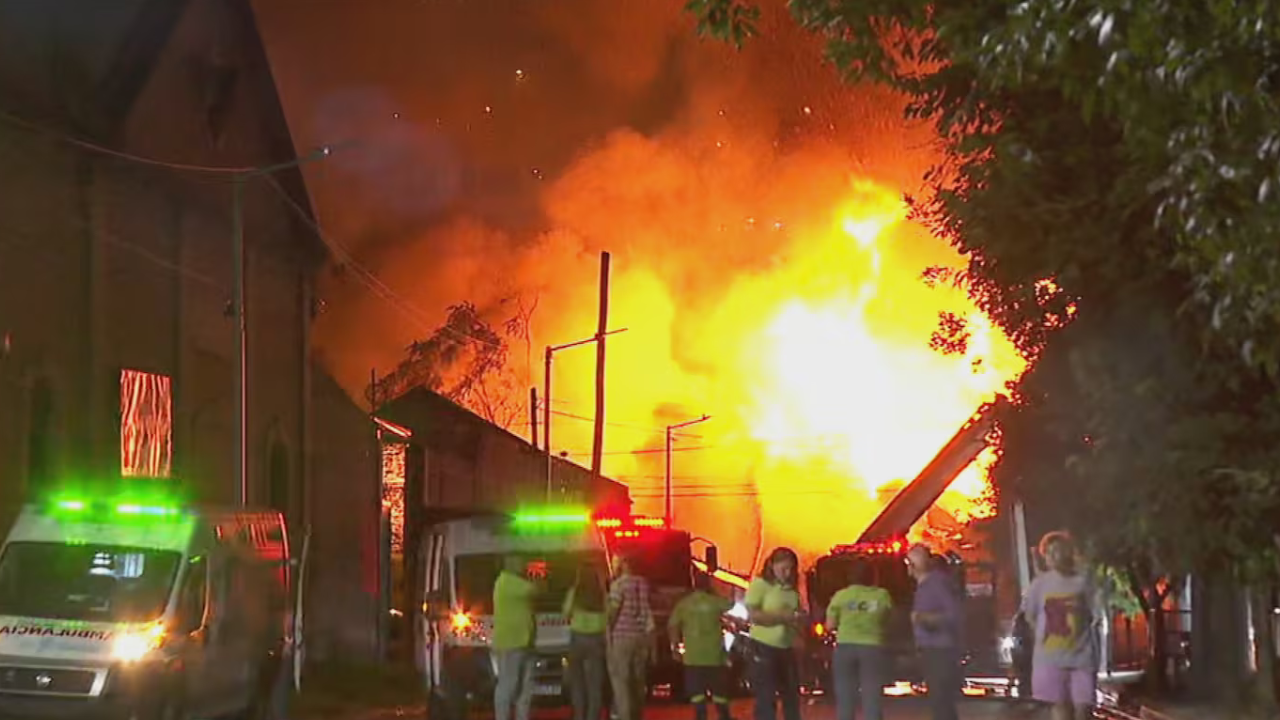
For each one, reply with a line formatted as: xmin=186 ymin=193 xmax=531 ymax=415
xmin=113 ymin=623 xmax=167 ymax=663
xmin=999 ymin=636 xmax=1015 ymax=652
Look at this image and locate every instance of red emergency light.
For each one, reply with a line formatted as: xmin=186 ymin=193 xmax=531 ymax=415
xmin=594 ymin=514 xmax=667 ymax=530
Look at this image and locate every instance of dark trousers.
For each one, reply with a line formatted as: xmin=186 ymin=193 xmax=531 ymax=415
xmin=751 ymin=643 xmax=800 ymax=720
xmin=921 ymin=647 xmax=960 ymax=720
xmin=832 ymin=644 xmax=883 ymax=720
xmin=568 ymin=632 xmax=607 ymax=720
xmin=684 ymin=665 xmax=731 ymax=720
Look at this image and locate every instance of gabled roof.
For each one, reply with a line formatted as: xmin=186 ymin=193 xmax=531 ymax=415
xmin=0 ymin=0 xmax=318 ymax=255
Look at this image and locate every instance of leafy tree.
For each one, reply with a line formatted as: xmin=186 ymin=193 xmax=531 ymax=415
xmin=691 ymin=0 xmax=1280 ymax=370
xmin=688 ymin=0 xmax=1280 ymax=697
xmin=368 ymin=301 xmax=532 ymax=429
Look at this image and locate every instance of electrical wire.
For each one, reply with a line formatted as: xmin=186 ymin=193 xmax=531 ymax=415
xmin=0 ymin=108 xmax=256 ymax=175
xmin=559 ymin=445 xmax=715 ymax=457
xmin=0 ymin=108 xmax=505 ymax=353
xmin=547 ymin=409 xmax=703 ymax=437
xmin=263 ymin=175 xmax=507 ymax=348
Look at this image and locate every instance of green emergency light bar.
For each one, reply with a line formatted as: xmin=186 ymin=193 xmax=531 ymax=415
xmin=48 ymin=494 xmax=182 ymax=519
xmin=510 ymin=507 xmax=591 ymax=527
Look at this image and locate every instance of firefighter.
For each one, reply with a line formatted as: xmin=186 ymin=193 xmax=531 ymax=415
xmin=669 ymin=572 xmax=734 ymax=720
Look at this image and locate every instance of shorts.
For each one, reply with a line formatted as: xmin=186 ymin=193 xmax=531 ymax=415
xmin=1032 ymin=663 xmax=1096 ymax=705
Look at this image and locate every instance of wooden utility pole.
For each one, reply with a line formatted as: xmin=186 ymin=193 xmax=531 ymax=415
xmin=591 ymin=252 xmax=611 ymax=481
xmin=529 ymin=387 xmax=539 ymax=449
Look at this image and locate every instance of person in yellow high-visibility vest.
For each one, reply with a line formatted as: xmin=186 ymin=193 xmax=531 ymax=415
xmin=669 ymin=573 xmax=734 ymax=720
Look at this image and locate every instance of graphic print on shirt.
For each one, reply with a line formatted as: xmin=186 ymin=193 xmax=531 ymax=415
xmin=1041 ymin=591 xmax=1087 ymax=652
xmin=844 ymin=599 xmax=884 ymax=613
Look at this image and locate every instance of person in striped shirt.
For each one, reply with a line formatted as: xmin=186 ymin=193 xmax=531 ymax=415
xmin=608 ymin=553 xmax=655 ymax=720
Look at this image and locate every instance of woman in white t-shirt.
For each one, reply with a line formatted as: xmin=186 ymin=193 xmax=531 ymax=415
xmin=1021 ymin=532 xmax=1101 ymax=720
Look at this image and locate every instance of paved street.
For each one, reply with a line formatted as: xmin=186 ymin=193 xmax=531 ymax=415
xmin=630 ymin=698 xmax=1036 ymax=720
xmin=308 ymin=697 xmax=1047 ymax=720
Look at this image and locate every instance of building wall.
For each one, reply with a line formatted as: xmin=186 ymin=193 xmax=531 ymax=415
xmin=381 ymin=389 xmax=631 ymax=514
xmin=0 ymin=0 xmax=314 ymax=519
xmin=308 ymin=368 xmax=381 ymax=662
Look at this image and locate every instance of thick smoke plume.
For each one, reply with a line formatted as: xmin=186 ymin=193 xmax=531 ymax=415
xmin=256 ymin=0 xmax=1022 ymax=571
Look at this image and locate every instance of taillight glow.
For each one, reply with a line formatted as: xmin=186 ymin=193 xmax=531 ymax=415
xmin=813 ymin=622 xmax=825 ymax=636
xmin=451 ymin=611 xmax=472 ymax=631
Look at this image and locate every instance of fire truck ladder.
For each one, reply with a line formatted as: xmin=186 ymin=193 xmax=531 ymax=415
xmin=856 ymin=395 xmax=1009 ymax=543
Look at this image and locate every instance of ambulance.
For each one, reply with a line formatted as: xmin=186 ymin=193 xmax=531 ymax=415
xmin=0 ymin=491 xmax=295 ymax=720
xmin=415 ymin=508 xmax=608 ymax=720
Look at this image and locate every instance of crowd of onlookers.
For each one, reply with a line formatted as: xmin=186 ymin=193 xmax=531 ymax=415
xmin=490 ymin=531 xmax=1099 ymax=720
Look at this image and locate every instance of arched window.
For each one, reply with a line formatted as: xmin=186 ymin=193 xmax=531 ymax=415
xmin=267 ymin=438 xmax=290 ymax=519
xmin=26 ymin=377 xmax=53 ymax=493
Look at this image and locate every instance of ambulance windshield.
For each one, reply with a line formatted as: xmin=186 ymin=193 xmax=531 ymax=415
xmin=455 ymin=551 xmax=607 ymax=615
xmin=0 ymin=542 xmax=182 ymax=622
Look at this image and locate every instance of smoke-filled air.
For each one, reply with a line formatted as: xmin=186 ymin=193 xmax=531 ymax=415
xmin=255 ymin=0 xmax=1026 ymax=572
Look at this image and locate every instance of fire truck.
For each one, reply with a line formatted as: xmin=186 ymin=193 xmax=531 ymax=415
xmin=802 ymin=396 xmax=1008 ymax=697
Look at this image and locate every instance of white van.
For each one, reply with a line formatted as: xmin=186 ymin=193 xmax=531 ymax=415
xmin=415 ymin=509 xmax=609 ymax=720
xmin=0 ymin=495 xmax=295 ymax=720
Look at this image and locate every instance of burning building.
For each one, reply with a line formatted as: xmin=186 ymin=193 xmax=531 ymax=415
xmin=257 ymin=0 xmax=1027 ymax=571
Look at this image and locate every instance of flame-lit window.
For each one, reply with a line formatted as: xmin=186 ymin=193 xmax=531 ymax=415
xmin=120 ymin=369 xmax=172 ymax=478
xmin=381 ymin=442 xmax=407 ymax=555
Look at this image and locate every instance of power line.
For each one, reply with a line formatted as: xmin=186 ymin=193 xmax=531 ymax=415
xmin=549 ymin=409 xmax=702 ymax=436
xmin=0 ymin=108 xmax=508 ymax=353
xmin=0 ymin=108 xmax=255 ymax=175
xmin=560 ymin=445 xmax=715 ymax=457
xmin=263 ymin=176 xmax=506 ymax=349
xmin=631 ymin=489 xmax=843 ymax=498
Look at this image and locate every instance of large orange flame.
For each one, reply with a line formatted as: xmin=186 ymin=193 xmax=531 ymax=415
xmin=539 ymin=174 xmax=1025 ymax=570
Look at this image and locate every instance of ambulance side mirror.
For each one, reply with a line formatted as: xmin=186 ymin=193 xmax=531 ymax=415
xmin=705 ymin=546 xmax=719 ymax=573
xmin=177 ymin=557 xmax=210 ymax=637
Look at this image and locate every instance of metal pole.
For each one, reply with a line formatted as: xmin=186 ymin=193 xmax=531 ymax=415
xmin=1013 ymin=499 xmax=1031 ymax=591
xmin=544 ymin=346 xmax=553 ymax=500
xmin=233 ymin=175 xmax=248 ymax=506
xmin=664 ymin=414 xmax=710 ymax=527
xmin=230 ymin=146 xmax=333 ymax=508
xmin=665 ymin=426 xmax=673 ymax=526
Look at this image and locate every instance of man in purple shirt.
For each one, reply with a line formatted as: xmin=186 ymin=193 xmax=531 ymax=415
xmin=908 ymin=544 xmax=962 ymax=720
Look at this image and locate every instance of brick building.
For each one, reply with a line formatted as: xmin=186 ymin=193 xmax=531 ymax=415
xmin=0 ymin=0 xmax=379 ymax=661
